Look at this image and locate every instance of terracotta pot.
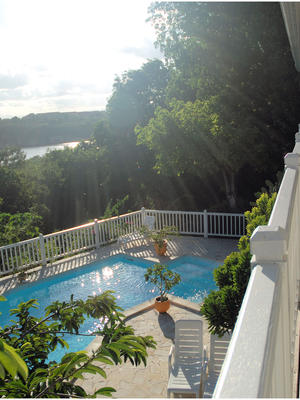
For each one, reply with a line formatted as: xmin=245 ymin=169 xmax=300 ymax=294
xmin=154 ymin=240 xmax=167 ymax=256
xmin=154 ymin=297 xmax=170 ymax=313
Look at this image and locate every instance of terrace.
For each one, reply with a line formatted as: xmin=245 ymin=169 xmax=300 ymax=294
xmin=3 ymin=5 xmax=300 ymax=397
xmin=0 ymin=210 xmax=241 ymax=397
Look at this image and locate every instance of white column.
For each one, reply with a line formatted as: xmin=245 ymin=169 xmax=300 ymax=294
xmin=141 ymin=207 xmax=146 ymax=226
xmin=39 ymin=233 xmax=46 ymax=267
xmin=94 ymin=219 xmax=100 ymax=248
xmin=203 ymin=209 xmax=208 ymax=238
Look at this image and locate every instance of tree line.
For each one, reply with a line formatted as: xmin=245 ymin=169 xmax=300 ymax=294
xmin=0 ymin=111 xmax=103 ymax=148
xmin=0 ymin=2 xmax=299 ymax=245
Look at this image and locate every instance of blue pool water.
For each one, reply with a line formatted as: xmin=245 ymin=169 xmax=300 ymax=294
xmin=0 ymin=255 xmax=218 ymax=361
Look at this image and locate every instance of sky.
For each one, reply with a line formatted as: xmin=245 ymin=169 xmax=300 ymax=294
xmin=0 ymin=0 xmax=162 ymax=119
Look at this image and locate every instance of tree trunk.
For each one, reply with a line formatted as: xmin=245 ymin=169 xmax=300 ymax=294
xmin=222 ymin=170 xmax=237 ymax=210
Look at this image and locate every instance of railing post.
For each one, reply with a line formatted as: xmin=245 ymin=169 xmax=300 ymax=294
xmin=203 ymin=209 xmax=208 ymax=238
xmin=141 ymin=207 xmax=146 ymax=226
xmin=39 ymin=233 xmax=46 ymax=267
xmin=94 ymin=219 xmax=100 ymax=249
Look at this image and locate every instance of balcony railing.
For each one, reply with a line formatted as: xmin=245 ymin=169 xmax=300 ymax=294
xmin=0 ymin=209 xmax=245 ymax=277
xmin=214 ymin=130 xmax=300 ymax=398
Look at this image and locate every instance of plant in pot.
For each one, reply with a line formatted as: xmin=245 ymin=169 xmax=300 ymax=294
xmin=144 ymin=263 xmax=181 ymax=313
xmin=141 ymin=225 xmax=178 ymax=256
xmin=18 ymin=270 xmax=27 ymax=283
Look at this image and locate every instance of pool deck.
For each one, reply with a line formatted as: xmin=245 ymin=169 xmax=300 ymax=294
xmin=0 ymin=236 xmax=238 ymax=397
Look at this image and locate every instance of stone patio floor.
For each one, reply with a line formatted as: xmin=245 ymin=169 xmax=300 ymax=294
xmin=0 ymin=235 xmax=238 ymax=397
xmin=79 ymin=296 xmax=207 ymax=398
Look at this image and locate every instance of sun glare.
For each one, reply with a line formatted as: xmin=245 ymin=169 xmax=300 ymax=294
xmin=102 ymin=266 xmax=114 ymax=280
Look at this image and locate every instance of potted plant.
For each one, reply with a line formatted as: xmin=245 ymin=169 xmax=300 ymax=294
xmin=141 ymin=225 xmax=178 ymax=256
xmin=144 ymin=263 xmax=181 ymax=313
xmin=18 ymin=270 xmax=27 ymax=283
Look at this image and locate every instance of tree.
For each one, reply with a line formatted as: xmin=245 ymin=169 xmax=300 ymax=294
xmin=136 ymin=96 xmax=258 ymax=209
xmin=0 ymin=291 xmax=156 ymax=397
xmin=141 ymin=2 xmax=300 ymax=209
xmin=91 ymin=59 xmax=172 ymax=214
xmin=201 ymin=192 xmax=277 ymax=336
xmin=0 ymin=212 xmax=42 ymax=246
xmin=0 ymin=147 xmax=37 ymax=215
xmin=107 ymin=59 xmax=170 ymax=136
xmin=0 ymin=147 xmax=25 ymax=167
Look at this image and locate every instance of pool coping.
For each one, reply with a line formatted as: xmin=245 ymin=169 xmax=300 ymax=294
xmin=123 ymin=294 xmax=201 ymax=320
xmin=83 ymin=294 xmax=201 ymax=355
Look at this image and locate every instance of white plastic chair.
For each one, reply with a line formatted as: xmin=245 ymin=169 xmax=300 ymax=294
xmin=202 ymin=333 xmax=231 ymax=398
xmin=144 ymin=215 xmax=155 ymax=231
xmin=141 ymin=215 xmax=155 ymax=244
xmin=167 ymin=319 xmax=206 ymax=398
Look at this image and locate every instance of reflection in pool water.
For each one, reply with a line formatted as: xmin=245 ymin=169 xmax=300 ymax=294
xmin=0 ymin=254 xmax=218 ymax=361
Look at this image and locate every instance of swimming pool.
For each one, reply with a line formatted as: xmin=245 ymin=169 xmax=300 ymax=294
xmin=0 ymin=254 xmax=218 ymax=361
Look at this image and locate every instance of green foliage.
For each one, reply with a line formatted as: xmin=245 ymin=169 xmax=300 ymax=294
xmin=144 ymin=264 xmax=181 ymax=301
xmin=0 ymin=297 xmax=29 ymax=382
xmin=141 ymin=225 xmax=178 ymax=247
xmin=0 ymin=339 xmax=28 ymax=381
xmin=0 ymin=3 xmax=297 ymax=237
xmin=0 ymin=212 xmax=42 ymax=246
xmin=102 ymin=195 xmax=130 ymax=219
xmin=201 ymin=192 xmax=277 ymax=336
xmin=245 ymin=192 xmax=277 ymax=237
xmin=0 ymin=147 xmax=25 ymax=167
xmin=141 ymin=2 xmax=299 ymax=209
xmin=0 ymin=291 xmax=156 ymax=397
xmin=107 ymin=59 xmax=169 ymax=135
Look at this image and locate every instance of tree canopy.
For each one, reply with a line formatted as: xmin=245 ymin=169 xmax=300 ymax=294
xmin=137 ymin=2 xmax=299 ymax=209
xmin=0 ymin=291 xmax=156 ymax=397
xmin=0 ymin=3 xmax=298 ymax=240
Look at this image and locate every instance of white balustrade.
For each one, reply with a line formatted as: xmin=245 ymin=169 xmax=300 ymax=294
xmin=143 ymin=209 xmax=245 ymax=237
xmin=43 ymin=221 xmax=96 ymax=262
xmin=214 ymin=132 xmax=300 ymax=398
xmin=0 ymin=208 xmax=245 ymax=276
xmin=0 ymin=237 xmax=41 ymax=275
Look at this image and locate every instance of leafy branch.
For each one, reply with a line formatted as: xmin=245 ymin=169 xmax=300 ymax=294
xmin=0 ymin=290 xmax=156 ymax=397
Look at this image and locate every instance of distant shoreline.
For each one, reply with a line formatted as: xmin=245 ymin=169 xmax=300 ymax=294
xmin=21 ymin=141 xmax=81 ymax=159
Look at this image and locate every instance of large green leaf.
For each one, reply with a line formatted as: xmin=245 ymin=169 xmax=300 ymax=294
xmin=94 ymin=387 xmax=116 ymax=397
xmin=0 ymin=339 xmax=28 ymax=380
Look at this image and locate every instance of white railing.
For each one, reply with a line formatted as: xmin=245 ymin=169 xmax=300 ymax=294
xmin=0 ymin=236 xmax=41 ymax=274
xmin=214 ymin=131 xmax=300 ymax=398
xmin=0 ymin=209 xmax=245 ymax=276
xmin=144 ymin=209 xmax=245 ymax=238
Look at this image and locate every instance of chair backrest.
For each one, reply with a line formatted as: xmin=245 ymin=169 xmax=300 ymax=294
xmin=144 ymin=215 xmax=155 ymax=230
xmin=209 ymin=333 xmax=231 ymax=374
xmin=174 ymin=319 xmax=203 ymax=362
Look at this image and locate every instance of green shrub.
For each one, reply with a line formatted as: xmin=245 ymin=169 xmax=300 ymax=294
xmin=201 ymin=192 xmax=277 ymax=336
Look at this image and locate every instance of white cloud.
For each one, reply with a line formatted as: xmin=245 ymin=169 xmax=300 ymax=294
xmin=0 ymin=0 xmax=161 ymax=118
xmin=0 ymin=73 xmax=28 ymax=89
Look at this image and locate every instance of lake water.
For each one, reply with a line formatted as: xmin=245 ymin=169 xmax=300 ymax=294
xmin=22 ymin=141 xmax=80 ymax=159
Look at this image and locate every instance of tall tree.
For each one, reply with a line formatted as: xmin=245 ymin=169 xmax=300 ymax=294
xmin=138 ymin=2 xmax=300 ymax=209
xmin=91 ymin=59 xmax=172 ymax=212
xmin=107 ymin=59 xmax=170 ymax=136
